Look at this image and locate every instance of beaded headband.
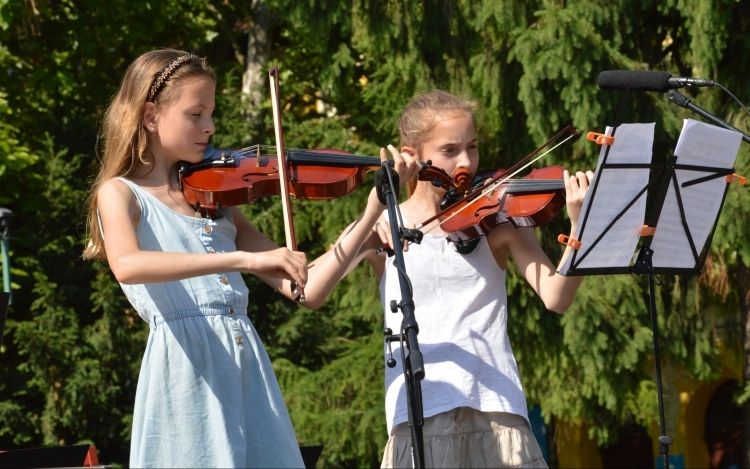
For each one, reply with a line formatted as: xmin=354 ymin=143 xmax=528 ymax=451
xmin=147 ymin=54 xmax=197 ymax=102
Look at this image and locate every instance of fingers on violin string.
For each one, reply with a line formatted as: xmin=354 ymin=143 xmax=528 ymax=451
xmin=387 ymin=144 xmax=405 ymax=167
xmin=576 ymin=171 xmax=587 ymax=186
xmin=576 ymin=171 xmax=591 ymax=193
xmin=380 ymin=147 xmax=389 ymax=162
xmin=563 ymin=169 xmax=573 ymax=195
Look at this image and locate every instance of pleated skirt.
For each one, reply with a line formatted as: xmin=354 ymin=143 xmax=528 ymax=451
xmin=381 ymin=407 xmax=548 ymax=469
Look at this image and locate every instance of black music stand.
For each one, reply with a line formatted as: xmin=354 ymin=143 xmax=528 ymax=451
xmin=559 ymin=116 xmax=744 ymax=469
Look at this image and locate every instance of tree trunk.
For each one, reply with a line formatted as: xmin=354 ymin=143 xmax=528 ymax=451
xmin=242 ymin=0 xmax=274 ymax=127
xmin=738 ymin=255 xmax=750 ymax=469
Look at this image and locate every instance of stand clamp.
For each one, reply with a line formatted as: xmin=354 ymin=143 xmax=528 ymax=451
xmin=384 ymin=328 xmax=400 ymax=368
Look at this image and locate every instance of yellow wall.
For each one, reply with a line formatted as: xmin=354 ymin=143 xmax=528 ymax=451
xmin=555 ymin=419 xmax=602 ymax=468
xmin=554 ymin=349 xmax=741 ymax=468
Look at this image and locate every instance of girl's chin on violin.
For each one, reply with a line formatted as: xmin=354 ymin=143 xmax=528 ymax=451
xmin=183 ymin=143 xmax=209 ymax=162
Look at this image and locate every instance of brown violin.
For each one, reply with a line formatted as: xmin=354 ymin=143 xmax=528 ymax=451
xmin=428 ymin=165 xmax=566 ymax=245
xmin=178 ymin=144 xmax=472 ymax=210
xmin=416 ymin=125 xmax=577 ymax=246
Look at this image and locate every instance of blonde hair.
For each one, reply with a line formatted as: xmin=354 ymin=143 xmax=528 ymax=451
xmin=83 ymin=49 xmax=215 ymax=260
xmin=397 ymin=90 xmax=479 ymax=195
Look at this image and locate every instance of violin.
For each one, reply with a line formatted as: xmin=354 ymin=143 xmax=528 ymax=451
xmin=416 ymin=126 xmax=577 ymax=247
xmin=434 ymin=165 xmax=566 ymax=245
xmin=178 ymin=144 xmax=472 ymax=210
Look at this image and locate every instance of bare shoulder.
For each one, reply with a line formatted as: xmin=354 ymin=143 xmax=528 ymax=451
xmin=97 ymin=178 xmax=140 ymax=224
xmin=98 ymin=177 xmax=133 ymax=201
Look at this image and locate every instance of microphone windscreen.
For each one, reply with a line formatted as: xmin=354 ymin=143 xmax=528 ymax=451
xmin=597 ymin=70 xmax=672 ymax=92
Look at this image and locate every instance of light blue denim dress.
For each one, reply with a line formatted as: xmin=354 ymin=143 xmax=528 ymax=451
xmin=115 ymin=178 xmax=304 ymax=469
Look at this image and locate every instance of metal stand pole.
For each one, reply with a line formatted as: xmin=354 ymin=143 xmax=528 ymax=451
xmin=379 ymin=162 xmax=425 ymax=468
xmin=635 ymin=247 xmax=673 ymax=468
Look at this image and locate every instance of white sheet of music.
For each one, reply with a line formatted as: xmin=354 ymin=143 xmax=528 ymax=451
xmin=651 ymin=119 xmax=742 ymax=269
xmin=559 ymin=123 xmax=653 ymax=273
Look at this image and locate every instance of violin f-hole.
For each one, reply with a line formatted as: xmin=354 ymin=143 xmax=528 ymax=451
xmin=242 ymin=169 xmax=279 ymax=182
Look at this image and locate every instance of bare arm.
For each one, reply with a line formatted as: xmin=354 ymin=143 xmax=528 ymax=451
xmin=490 ymin=169 xmax=594 ymax=313
xmin=298 ymin=188 xmax=388 ymax=309
xmin=99 ymin=179 xmax=307 ymax=288
xmin=292 ymin=145 xmax=420 ymax=309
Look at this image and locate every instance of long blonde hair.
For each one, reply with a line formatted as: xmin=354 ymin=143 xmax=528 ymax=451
xmin=83 ymin=49 xmax=215 ymax=260
xmin=397 ymin=90 xmax=479 ymax=195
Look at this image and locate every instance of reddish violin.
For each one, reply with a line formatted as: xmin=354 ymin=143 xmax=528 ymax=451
xmin=416 ymin=126 xmax=577 ymax=246
xmin=178 ymin=145 xmax=471 ymax=210
xmin=431 ymin=166 xmax=566 ymax=245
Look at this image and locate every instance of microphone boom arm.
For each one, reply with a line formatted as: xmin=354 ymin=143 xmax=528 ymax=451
xmin=666 ymin=90 xmax=750 ymax=144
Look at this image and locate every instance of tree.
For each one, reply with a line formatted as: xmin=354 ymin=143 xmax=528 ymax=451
xmin=0 ymin=0 xmax=747 ymax=467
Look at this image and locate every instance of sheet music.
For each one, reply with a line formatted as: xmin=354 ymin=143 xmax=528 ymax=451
xmin=559 ymin=123 xmax=653 ymax=273
xmin=651 ymin=119 xmax=742 ymax=269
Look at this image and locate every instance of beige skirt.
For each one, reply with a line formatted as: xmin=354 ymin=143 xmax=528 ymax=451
xmin=381 ymin=407 xmax=548 ymax=469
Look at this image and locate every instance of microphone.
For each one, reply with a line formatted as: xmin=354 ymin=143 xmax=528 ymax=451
xmin=598 ymin=70 xmax=714 ymax=92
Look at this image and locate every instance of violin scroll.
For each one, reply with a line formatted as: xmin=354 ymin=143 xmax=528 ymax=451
xmin=419 ymin=163 xmax=472 ymax=194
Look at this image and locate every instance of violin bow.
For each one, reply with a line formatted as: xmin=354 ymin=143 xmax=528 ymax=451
xmin=269 ymin=66 xmax=306 ymax=304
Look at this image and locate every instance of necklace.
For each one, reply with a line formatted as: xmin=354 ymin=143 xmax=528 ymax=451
xmin=410 ymin=197 xmax=433 ymax=217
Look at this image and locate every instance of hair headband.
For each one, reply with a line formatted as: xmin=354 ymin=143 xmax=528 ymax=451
xmin=147 ymin=54 xmax=197 ymax=102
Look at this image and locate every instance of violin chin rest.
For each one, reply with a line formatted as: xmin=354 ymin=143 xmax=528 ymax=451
xmin=453 ymin=238 xmax=480 ymax=255
xmin=440 ymin=188 xmax=461 ymax=210
xmin=203 ymin=144 xmax=216 ymax=160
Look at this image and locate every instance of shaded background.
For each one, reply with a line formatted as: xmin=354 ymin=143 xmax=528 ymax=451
xmin=0 ymin=0 xmax=749 ymax=467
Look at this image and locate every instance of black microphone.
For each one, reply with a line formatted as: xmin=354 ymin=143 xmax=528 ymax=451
xmin=598 ymin=70 xmax=714 ymax=92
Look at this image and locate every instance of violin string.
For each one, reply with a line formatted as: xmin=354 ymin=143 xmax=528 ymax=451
xmin=417 ymin=132 xmax=576 ymax=234
xmin=231 ymin=145 xmax=382 ymax=165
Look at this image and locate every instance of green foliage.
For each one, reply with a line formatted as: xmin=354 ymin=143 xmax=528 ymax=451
xmin=0 ymin=0 xmax=748 ymax=466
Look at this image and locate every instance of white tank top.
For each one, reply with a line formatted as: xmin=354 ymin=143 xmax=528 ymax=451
xmin=379 ymin=225 xmax=528 ymax=433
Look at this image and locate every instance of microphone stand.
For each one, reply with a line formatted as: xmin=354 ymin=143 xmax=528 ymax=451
xmin=378 ymin=161 xmax=426 ymax=469
xmin=666 ymin=90 xmax=750 ymax=144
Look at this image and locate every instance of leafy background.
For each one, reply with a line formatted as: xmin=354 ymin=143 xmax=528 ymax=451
xmin=0 ymin=0 xmax=748 ymax=467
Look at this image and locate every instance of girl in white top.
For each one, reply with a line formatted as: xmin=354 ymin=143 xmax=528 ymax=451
xmin=336 ymin=90 xmax=594 ymax=468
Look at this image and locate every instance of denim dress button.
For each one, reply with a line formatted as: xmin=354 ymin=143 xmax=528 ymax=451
xmin=236 ymin=337 xmax=243 ymax=344
xmin=221 ymin=277 xmax=228 ymax=284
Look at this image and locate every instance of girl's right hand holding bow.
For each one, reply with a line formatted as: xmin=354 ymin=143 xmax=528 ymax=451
xmin=240 ymin=245 xmax=308 ymax=289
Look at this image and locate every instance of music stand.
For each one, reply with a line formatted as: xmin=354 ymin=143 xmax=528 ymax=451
xmin=559 ymin=116 xmax=744 ymax=469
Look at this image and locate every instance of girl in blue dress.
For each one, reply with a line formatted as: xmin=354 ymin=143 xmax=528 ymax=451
xmin=83 ymin=49 xmax=420 ymax=468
